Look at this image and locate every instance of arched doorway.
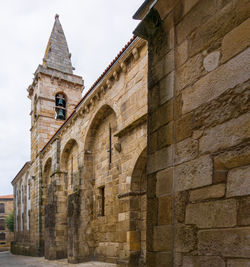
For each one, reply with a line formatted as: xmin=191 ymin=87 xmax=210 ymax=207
xmin=129 ymin=148 xmax=147 ymax=266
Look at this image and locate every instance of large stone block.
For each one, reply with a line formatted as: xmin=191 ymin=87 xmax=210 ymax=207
xmin=238 ymin=196 xmax=250 ymax=226
xmin=153 ymin=225 xmax=172 ymax=251
xmin=175 ymin=155 xmax=212 ymax=192
xmin=227 ymin=166 xmax=250 ymax=197
xmin=174 ymin=138 xmax=198 ymax=165
xmin=176 ymin=53 xmax=203 ymax=92
xmin=127 ymin=231 xmax=140 ymax=251
xmin=227 ymin=259 xmax=250 ymax=267
xmin=159 ymin=71 xmax=174 ymax=105
xmin=200 ymin=113 xmax=250 ymax=154
xmin=221 ymin=18 xmax=250 ymax=63
xmin=176 ymin=0 xmax=217 ymax=44
xmin=190 ymin=184 xmax=225 ymax=202
xmin=175 ymin=112 xmax=194 ymax=142
xmin=149 ymin=99 xmax=174 ymax=133
xmin=182 ymin=48 xmax=250 ymax=114
xmin=147 ymin=146 xmax=173 ymax=174
xmin=175 ymin=224 xmax=197 ymax=253
xmin=214 ymin=142 xmax=250 ymax=170
xmin=183 ymin=256 xmax=225 ymax=267
xmin=176 ymin=40 xmax=188 ymax=67
xmin=174 ymin=191 xmax=189 ymax=223
xmin=189 ymin=0 xmax=250 ymax=57
xmin=198 ymin=227 xmax=250 ymax=257
xmin=151 ymin=49 xmax=175 ymax=84
xmin=158 ymin=196 xmax=172 ymax=225
xmin=186 ymin=199 xmax=236 ymax=228
xmin=157 ymin=122 xmax=173 ymax=149
xmin=156 ymin=167 xmax=173 ymax=197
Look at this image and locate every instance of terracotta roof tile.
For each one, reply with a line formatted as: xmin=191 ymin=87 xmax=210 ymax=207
xmin=0 ymin=194 xmax=13 ymax=200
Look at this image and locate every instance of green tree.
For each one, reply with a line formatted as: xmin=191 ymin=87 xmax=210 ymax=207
xmin=5 ymin=210 xmax=14 ymax=232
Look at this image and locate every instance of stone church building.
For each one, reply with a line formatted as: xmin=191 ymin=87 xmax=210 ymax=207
xmin=12 ymin=1 xmax=249 ymax=266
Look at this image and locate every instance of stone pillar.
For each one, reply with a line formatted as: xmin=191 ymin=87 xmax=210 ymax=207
xmin=44 ymin=172 xmax=68 ymax=260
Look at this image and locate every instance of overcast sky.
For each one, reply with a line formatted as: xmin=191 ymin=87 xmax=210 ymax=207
xmin=0 ymin=0 xmax=143 ymax=195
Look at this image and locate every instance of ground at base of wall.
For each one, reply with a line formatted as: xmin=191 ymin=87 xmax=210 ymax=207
xmin=0 ymin=251 xmax=116 ymax=266
xmin=0 ymin=247 xmax=9 ymax=252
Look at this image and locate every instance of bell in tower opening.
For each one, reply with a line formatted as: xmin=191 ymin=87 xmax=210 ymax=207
xmin=55 ymin=93 xmax=66 ymax=120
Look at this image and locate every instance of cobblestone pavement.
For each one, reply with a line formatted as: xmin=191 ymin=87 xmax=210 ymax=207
xmin=0 ymin=252 xmax=116 ymax=267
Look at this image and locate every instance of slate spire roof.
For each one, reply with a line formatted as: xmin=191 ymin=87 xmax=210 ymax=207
xmin=43 ymin=14 xmax=73 ymax=74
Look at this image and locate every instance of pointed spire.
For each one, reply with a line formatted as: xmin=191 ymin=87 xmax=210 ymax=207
xmin=43 ymin=14 xmax=73 ymax=74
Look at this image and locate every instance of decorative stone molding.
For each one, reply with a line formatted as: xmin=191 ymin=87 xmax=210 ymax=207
xmin=106 ymin=79 xmax=111 ymax=89
xmin=113 ymin=71 xmax=119 ymax=81
xmin=118 ymin=191 xmax=146 ymax=199
xmin=120 ymin=62 xmax=127 ymax=73
xmin=132 ymin=48 xmax=139 ymax=60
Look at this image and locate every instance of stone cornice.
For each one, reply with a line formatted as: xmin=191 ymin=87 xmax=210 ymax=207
xmin=27 ymin=65 xmax=84 ymax=98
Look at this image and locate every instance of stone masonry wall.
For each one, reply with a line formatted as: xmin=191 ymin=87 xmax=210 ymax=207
xmin=40 ymin=38 xmax=148 ymax=264
xmin=134 ymin=0 xmax=250 ymax=266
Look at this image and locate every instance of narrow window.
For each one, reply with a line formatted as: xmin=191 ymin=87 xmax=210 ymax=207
xmin=0 ymin=219 xmax=5 ymax=230
xmin=55 ymin=93 xmax=66 ymax=120
xmin=0 ymin=203 xmax=4 ymax=213
xmin=71 ymin=156 xmax=73 ymax=187
xmin=108 ymin=124 xmax=112 ymax=168
xmin=0 ymin=232 xmax=5 ymax=240
xmin=100 ymin=187 xmax=105 ymax=216
xmin=28 ymin=180 xmax=31 ymax=200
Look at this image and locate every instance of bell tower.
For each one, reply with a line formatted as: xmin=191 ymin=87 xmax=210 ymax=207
xmin=27 ymin=14 xmax=83 ymax=162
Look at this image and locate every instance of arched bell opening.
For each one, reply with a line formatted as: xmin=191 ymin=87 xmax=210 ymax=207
xmin=55 ymin=93 xmax=67 ymax=120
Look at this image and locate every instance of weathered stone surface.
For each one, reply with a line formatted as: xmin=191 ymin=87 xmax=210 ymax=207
xmin=186 ymin=199 xmax=236 ymax=228
xmin=176 ymin=40 xmax=188 ymax=67
xmin=190 ymin=184 xmax=225 ymax=202
xmin=227 ymin=259 xmax=250 ymax=267
xmin=155 ymin=252 xmax=172 ymax=267
xmin=183 ymin=0 xmax=200 ymax=16
xmin=221 ymin=18 xmax=250 ymax=63
xmin=127 ymin=231 xmax=140 ymax=251
xmin=238 ymin=196 xmax=250 ymax=226
xmin=200 ymin=112 xmax=250 ymax=154
xmin=189 ymin=0 xmax=250 ymax=57
xmin=149 ymin=99 xmax=174 ymax=133
xmin=175 ymin=155 xmax=213 ymax=192
xmin=175 ymin=112 xmax=194 ymax=142
xmin=147 ymin=146 xmax=173 ymax=174
xmin=157 ymin=122 xmax=173 ymax=149
xmin=176 ymin=0 xmax=217 ymax=44
xmin=183 ymin=256 xmax=225 ymax=267
xmin=193 ymin=79 xmax=250 ymax=130
xmin=175 ymin=224 xmax=196 ymax=253
xmin=176 ymin=53 xmax=203 ymax=92
xmin=214 ymin=142 xmax=250 ymax=170
xmin=151 ymin=49 xmax=175 ymax=83
xmin=174 ymin=138 xmax=198 ymax=165
xmin=182 ymin=48 xmax=250 ymax=114
xmin=174 ymin=191 xmax=189 ymax=224
xmin=156 ymin=167 xmax=173 ymax=197
xmin=159 ymin=71 xmax=174 ymax=105
xmin=227 ymin=166 xmax=250 ymax=197
xmin=198 ymin=227 xmax=250 ymax=257
xmin=203 ymin=51 xmax=220 ymax=72
xmin=158 ymin=196 xmax=172 ymax=225
xmin=153 ymin=225 xmax=172 ymax=251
